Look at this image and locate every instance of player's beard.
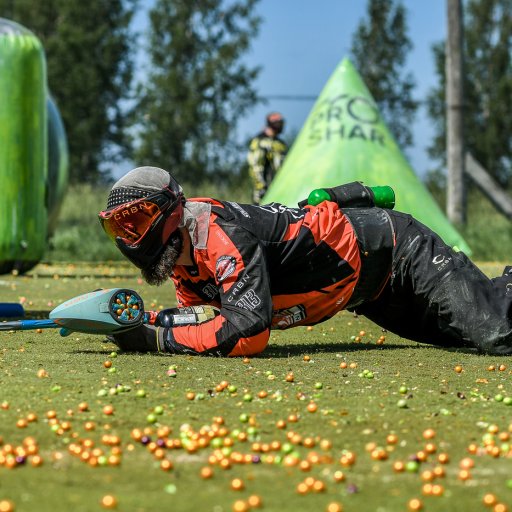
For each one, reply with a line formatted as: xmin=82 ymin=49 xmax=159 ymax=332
xmin=141 ymin=231 xmax=183 ymax=286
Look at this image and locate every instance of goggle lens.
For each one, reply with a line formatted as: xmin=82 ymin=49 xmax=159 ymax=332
xmin=99 ymin=201 xmax=163 ymax=244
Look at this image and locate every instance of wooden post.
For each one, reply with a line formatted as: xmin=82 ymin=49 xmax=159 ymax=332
xmin=446 ymin=0 xmax=466 ymax=224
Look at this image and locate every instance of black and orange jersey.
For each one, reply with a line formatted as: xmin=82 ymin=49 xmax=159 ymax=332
xmin=164 ymin=199 xmax=362 ymax=357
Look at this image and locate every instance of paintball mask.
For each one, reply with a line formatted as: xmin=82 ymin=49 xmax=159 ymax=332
xmin=266 ymin=112 xmax=284 ymax=134
xmin=99 ymin=167 xmax=185 ymax=269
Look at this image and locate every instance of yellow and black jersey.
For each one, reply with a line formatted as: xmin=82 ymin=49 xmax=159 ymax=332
xmin=247 ymin=132 xmax=287 ymax=203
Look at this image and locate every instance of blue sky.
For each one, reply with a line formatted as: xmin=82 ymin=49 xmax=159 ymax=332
xmin=133 ymin=0 xmax=446 ymax=179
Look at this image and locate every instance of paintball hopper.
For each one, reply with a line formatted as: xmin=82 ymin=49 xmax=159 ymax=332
xmin=49 ymin=288 xmax=144 ymax=334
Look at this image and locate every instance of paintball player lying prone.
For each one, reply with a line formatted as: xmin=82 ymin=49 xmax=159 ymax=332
xmin=98 ymin=166 xmax=512 ymax=357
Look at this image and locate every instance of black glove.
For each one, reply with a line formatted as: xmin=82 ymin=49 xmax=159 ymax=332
xmin=108 ymin=324 xmax=165 ymax=352
xmin=109 ymin=306 xmax=220 ymax=353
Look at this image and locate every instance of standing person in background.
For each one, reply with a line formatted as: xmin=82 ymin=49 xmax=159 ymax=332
xmin=247 ymin=112 xmax=288 ymax=204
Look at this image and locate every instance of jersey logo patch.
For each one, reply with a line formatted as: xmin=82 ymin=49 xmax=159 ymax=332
xmin=215 ymin=255 xmax=237 ymax=282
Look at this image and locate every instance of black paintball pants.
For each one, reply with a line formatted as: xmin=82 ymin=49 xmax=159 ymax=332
xmin=354 ymin=210 xmax=512 ymax=355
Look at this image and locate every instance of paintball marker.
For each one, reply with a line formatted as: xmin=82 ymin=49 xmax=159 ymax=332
xmin=0 ymin=288 xmax=218 ymax=336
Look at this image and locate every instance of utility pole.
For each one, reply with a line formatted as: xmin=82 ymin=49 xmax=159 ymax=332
xmin=446 ymin=0 xmax=466 ymax=225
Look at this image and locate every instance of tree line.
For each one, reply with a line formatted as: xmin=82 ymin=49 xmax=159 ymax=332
xmin=1 ymin=0 xmax=511 ymax=190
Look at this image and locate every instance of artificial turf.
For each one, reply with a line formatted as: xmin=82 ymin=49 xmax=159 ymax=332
xmin=0 ymin=262 xmax=511 ymax=512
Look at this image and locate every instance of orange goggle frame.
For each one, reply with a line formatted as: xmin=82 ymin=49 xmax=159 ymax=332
xmin=99 ymin=190 xmax=181 ymax=246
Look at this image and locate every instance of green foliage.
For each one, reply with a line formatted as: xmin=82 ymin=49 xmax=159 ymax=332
xmin=0 ymin=0 xmax=137 ymax=183
xmin=424 ymin=177 xmax=512 ymax=260
xmin=46 ymin=184 xmax=122 ymax=261
xmin=184 ymin=174 xmax=253 ymax=203
xmin=426 ymin=0 xmax=512 ymax=186
xmin=461 ymin=187 xmax=512 ymax=260
xmin=423 ymin=167 xmax=448 ymax=207
xmin=350 ymin=0 xmax=418 ymax=150
xmin=425 ymin=41 xmax=445 ymax=170
xmin=133 ymin=0 xmax=262 ymax=183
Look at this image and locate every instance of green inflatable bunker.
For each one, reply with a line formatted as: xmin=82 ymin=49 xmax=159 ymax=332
xmin=47 ymin=95 xmax=69 ymax=237
xmin=263 ymin=58 xmax=471 ymax=255
xmin=0 ymin=18 xmax=68 ymax=273
xmin=0 ymin=19 xmax=47 ymax=273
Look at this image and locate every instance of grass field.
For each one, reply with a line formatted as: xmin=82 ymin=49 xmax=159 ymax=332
xmin=1 ymin=261 xmax=512 ymax=512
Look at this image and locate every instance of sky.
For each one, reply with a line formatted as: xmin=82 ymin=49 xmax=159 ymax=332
xmin=133 ymin=0 xmax=447 ymax=179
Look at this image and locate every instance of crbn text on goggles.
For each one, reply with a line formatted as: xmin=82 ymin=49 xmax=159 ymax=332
xmin=99 ymin=190 xmax=179 ymax=245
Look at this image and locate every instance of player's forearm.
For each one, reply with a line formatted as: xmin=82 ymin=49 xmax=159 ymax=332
xmin=161 ymin=312 xmax=270 ymax=356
